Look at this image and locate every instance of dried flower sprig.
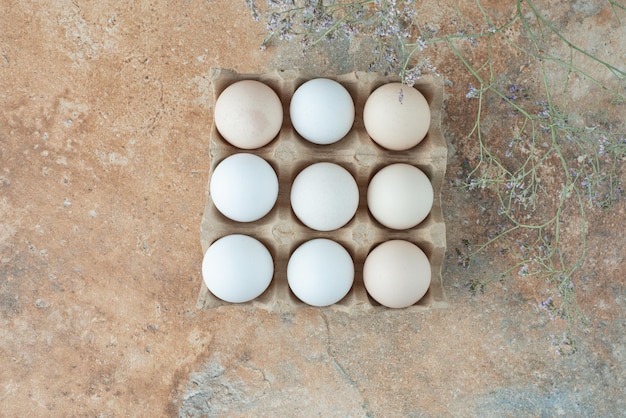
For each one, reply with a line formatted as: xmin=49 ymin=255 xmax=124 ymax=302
xmin=244 ymin=0 xmax=626 ymax=355
xmin=245 ymin=0 xmax=436 ymax=85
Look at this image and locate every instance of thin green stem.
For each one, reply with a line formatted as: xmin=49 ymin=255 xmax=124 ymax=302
xmin=522 ymin=0 xmax=626 ymax=78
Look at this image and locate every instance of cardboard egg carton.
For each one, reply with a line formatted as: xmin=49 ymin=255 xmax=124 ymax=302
xmin=198 ymin=67 xmax=448 ymax=312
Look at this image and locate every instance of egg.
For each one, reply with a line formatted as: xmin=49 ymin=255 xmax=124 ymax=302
xmin=214 ymin=80 xmax=283 ymax=149
xmin=202 ymin=234 xmax=274 ymax=303
xmin=210 ymin=153 xmax=278 ymax=222
xmin=290 ymin=162 xmax=359 ymax=231
xmin=287 ymin=239 xmax=354 ymax=307
xmin=363 ymin=82 xmax=430 ymax=151
xmin=290 ymin=78 xmax=355 ymax=145
xmin=367 ymin=163 xmax=433 ymax=229
xmin=363 ymin=240 xmax=431 ymax=308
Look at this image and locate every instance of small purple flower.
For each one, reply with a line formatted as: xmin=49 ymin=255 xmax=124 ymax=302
xmin=540 ymin=296 xmax=553 ymax=310
xmin=466 ymin=84 xmax=479 ymax=99
xmin=505 ymin=84 xmax=522 ymax=101
xmin=403 ymin=66 xmax=422 ymax=87
xmin=418 ymin=37 xmax=427 ymax=51
xmin=518 ymin=264 xmax=529 ymax=276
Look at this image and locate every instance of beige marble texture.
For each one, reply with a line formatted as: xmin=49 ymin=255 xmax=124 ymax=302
xmin=1 ymin=1 xmax=624 ymax=416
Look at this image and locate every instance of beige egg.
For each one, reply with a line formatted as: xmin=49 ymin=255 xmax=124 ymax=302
xmin=214 ymin=80 xmax=283 ymax=149
xmin=363 ymin=240 xmax=431 ymax=308
xmin=363 ymin=82 xmax=430 ymax=151
xmin=367 ymin=163 xmax=433 ymax=230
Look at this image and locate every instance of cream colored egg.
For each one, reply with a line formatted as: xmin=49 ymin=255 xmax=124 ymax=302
xmin=214 ymin=80 xmax=283 ymax=149
xmin=363 ymin=82 xmax=430 ymax=151
xmin=363 ymin=240 xmax=431 ymax=308
xmin=367 ymin=163 xmax=433 ymax=230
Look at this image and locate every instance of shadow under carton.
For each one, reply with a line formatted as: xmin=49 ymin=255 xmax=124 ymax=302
xmin=198 ymin=67 xmax=448 ymax=313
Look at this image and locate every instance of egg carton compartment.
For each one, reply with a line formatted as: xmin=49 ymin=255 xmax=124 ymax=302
xmin=198 ymin=67 xmax=448 ymax=312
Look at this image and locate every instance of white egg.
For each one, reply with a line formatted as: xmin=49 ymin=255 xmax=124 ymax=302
xmin=287 ymin=239 xmax=354 ymax=307
xmin=367 ymin=163 xmax=433 ymax=229
xmin=202 ymin=234 xmax=274 ymax=303
xmin=210 ymin=153 xmax=279 ymax=222
xmin=363 ymin=240 xmax=431 ymax=308
xmin=290 ymin=162 xmax=359 ymax=231
xmin=289 ymin=78 xmax=355 ymax=145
